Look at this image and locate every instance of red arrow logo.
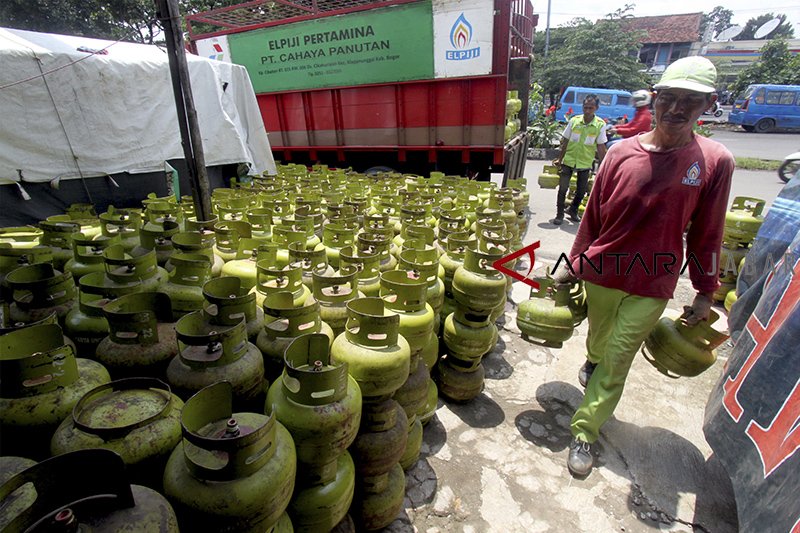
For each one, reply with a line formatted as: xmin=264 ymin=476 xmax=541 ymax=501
xmin=492 ymin=241 xmax=540 ymax=289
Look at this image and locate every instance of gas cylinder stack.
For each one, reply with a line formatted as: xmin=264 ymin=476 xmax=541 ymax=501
xmin=718 ymin=197 xmax=765 ymax=310
xmin=0 ymin=165 xmax=533 ymax=530
xmin=505 ymin=90 xmax=523 ymax=142
xmin=537 ymin=163 xmax=560 ymax=189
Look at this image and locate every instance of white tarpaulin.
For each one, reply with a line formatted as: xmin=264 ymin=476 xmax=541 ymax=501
xmin=0 ymin=27 xmax=276 ymax=184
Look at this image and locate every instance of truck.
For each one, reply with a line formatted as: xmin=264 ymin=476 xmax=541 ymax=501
xmin=186 ymin=0 xmax=536 ymax=181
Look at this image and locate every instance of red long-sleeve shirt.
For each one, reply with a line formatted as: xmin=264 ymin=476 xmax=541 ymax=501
xmin=613 ymin=107 xmax=652 ymax=138
xmin=568 ymin=135 xmax=734 ymax=299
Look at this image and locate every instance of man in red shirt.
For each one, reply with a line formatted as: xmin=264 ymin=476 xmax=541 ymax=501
xmin=554 ymin=56 xmax=735 ymax=477
xmin=606 ymin=89 xmax=653 ymax=142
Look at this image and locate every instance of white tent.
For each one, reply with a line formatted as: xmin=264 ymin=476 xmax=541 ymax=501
xmin=0 ymin=27 xmax=276 ymax=187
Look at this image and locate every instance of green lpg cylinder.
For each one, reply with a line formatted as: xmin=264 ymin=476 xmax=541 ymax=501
xmin=267 ymin=334 xmax=362 ymax=479
xmin=289 ymin=241 xmax=334 ymax=289
xmin=102 ymin=245 xmax=167 ymax=293
xmin=642 ymin=309 xmax=728 ymax=378
xmin=64 ymin=234 xmax=119 ymax=280
xmin=338 ymin=245 xmax=381 ymax=297
xmin=311 ymin=266 xmax=363 ymax=337
xmin=719 ymin=242 xmax=750 ymax=283
xmin=435 ymin=354 xmax=486 ymax=403
xmin=452 ymin=247 xmax=507 ymax=316
xmin=6 ymin=263 xmax=76 ymax=325
xmin=393 ymin=350 xmax=430 ymax=425
xmin=568 ymin=280 xmax=588 ymax=326
xmin=724 ymin=289 xmax=738 ymax=312
xmin=246 ymin=207 xmax=274 ymax=242
xmin=203 ymin=276 xmax=265 ymax=342
xmin=160 ymin=253 xmax=212 ymax=318
xmin=257 ymin=293 xmax=335 ymax=382
xmin=0 ymin=244 xmax=53 ymax=303
xmin=0 ymin=455 xmax=38 ymax=531
xmin=538 ymin=164 xmax=560 ymax=189
xmin=63 ymin=271 xmax=142 ymax=358
xmin=273 ymin=225 xmax=313 ymax=266
xmin=169 ymin=230 xmax=224 ymax=277
xmin=38 ymin=220 xmax=80 ymax=270
xmin=100 ymin=207 xmax=142 ymax=253
xmin=214 ymin=220 xmax=253 ymax=263
xmin=331 ymin=298 xmax=411 ymax=400
xmin=254 ymin=261 xmax=311 ymax=309
xmin=379 ymin=270 xmax=434 ymax=369
xmin=516 ymin=279 xmax=576 ymax=347
xmin=51 ymin=208 xmax=102 ymax=240
xmin=398 ymin=248 xmax=445 ymax=327
xmin=356 ymin=462 xmax=406 ymax=531
xmin=0 ymin=324 xmax=110 ymax=459
xmin=399 ymin=417 xmax=423 ymax=470
xmin=350 ymin=398 xmax=408 ymax=477
xmin=724 ymin=196 xmax=765 ymax=246
xmin=443 ymin=308 xmax=497 ymax=366
xmin=323 ymin=222 xmax=357 ymax=269
xmin=136 ymin=220 xmax=181 ymax=266
xmin=50 ymin=377 xmax=183 ymax=490
xmin=144 ymin=200 xmax=185 ymax=232
xmin=0 ymin=226 xmax=42 ymax=249
xmin=222 ymin=239 xmax=279 ymax=291
xmin=0 ymin=449 xmax=179 ymax=532
xmin=168 ymin=311 xmax=264 ymax=409
xmin=418 ymin=377 xmax=439 ymax=425
xmin=357 ymin=231 xmax=397 ymax=272
xmin=439 ymin=232 xmax=477 ymax=295
xmin=163 ymin=382 xmax=297 ymax=533
xmin=95 ymin=292 xmax=178 ymax=379
xmin=289 ymin=451 xmax=355 ymax=533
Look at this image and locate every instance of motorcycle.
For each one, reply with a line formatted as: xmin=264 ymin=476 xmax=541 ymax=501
xmin=703 ymin=101 xmax=724 ymax=118
xmin=778 ymin=151 xmax=800 ymax=183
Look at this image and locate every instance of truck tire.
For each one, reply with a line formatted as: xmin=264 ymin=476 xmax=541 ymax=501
xmin=754 ymin=118 xmax=775 ymax=133
xmin=364 ymin=166 xmax=397 ymax=175
xmin=742 ymin=125 xmax=754 ymax=132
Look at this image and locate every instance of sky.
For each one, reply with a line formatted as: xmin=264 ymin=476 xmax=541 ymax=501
xmin=537 ymin=1 xmax=800 ymax=36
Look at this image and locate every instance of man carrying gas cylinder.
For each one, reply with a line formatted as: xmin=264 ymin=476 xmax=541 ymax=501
xmin=553 ymin=56 xmax=735 ymax=476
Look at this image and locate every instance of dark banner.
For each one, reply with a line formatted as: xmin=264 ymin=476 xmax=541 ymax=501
xmin=704 ymin=175 xmax=800 ymax=533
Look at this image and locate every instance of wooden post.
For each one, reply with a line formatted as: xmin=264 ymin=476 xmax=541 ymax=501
xmin=155 ymin=0 xmax=213 ymax=220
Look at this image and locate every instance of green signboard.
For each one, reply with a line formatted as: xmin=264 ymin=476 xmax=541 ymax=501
xmin=229 ymin=2 xmax=434 ymax=93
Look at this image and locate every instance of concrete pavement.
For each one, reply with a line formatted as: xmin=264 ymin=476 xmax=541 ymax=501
xmin=389 ymin=160 xmax=741 ymax=533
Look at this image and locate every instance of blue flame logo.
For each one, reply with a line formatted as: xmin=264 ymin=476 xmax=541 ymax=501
xmin=681 ymin=162 xmax=702 ymax=186
xmin=450 ymin=13 xmax=473 ymax=49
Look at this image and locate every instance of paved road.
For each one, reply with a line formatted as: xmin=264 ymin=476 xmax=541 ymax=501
xmin=710 ymin=128 xmax=800 ymax=161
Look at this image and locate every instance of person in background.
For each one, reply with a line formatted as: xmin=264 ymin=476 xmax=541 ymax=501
xmin=551 ymin=95 xmax=608 ymax=225
xmin=606 ymin=89 xmax=653 ymax=144
xmin=553 ymin=56 xmax=734 ymax=477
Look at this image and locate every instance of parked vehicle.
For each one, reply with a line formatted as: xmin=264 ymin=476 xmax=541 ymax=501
xmin=728 ymin=84 xmax=800 ymax=133
xmin=702 ymin=100 xmax=724 ymax=118
xmin=554 ymin=87 xmax=635 ymax=123
xmin=187 ymin=0 xmax=535 ymax=180
xmin=779 ymin=151 xmax=800 ymax=183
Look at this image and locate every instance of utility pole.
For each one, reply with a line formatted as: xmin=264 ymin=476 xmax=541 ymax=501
xmin=544 ymin=0 xmax=552 ymax=58
xmin=155 ymin=0 xmax=213 ymax=221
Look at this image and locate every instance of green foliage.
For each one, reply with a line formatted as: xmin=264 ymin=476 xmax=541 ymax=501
xmin=527 ymin=83 xmax=561 ymax=149
xmin=735 ymin=13 xmax=795 ymax=40
xmin=701 ymin=6 xmax=734 ymax=39
xmin=533 ymin=9 xmax=650 ymax=96
xmin=735 ymin=157 xmax=782 ymax=171
xmin=730 ymin=39 xmax=800 ymax=95
xmin=0 ymin=0 xmax=241 ymax=43
xmin=692 ymin=120 xmax=713 ymax=138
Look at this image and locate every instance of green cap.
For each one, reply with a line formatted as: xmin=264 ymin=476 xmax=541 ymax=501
xmin=654 ymin=56 xmax=717 ymax=94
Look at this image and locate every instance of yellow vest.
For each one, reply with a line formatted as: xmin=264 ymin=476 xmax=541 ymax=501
xmin=563 ymin=115 xmax=606 ymax=169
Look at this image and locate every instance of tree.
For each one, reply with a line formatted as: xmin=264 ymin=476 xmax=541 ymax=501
xmin=533 ymin=14 xmax=649 ymax=97
xmin=701 ymin=6 xmax=734 ymax=39
xmin=730 ymin=39 xmax=800 ymax=95
xmin=0 ymin=0 xmax=241 ymax=44
xmin=735 ymin=13 xmax=795 ymax=41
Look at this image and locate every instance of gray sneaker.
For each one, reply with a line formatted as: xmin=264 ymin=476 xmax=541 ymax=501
xmin=578 ymin=360 xmax=597 ymax=388
xmin=568 ymin=438 xmax=594 ymax=476
xmin=566 ymin=210 xmax=582 ymax=222
xmin=550 ymin=215 xmax=564 ymax=226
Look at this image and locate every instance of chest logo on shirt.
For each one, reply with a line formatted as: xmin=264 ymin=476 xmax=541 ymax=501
xmin=681 ymin=162 xmax=702 ymax=186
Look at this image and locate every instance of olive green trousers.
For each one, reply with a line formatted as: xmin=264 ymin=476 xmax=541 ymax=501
xmin=570 ymin=282 xmax=668 ymax=443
